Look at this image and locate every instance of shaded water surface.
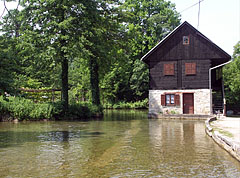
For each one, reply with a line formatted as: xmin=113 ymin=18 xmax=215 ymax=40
xmin=0 ymin=110 xmax=240 ymax=177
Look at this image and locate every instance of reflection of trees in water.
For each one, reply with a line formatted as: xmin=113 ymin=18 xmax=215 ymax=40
xmin=0 ymin=129 xmax=104 ymax=149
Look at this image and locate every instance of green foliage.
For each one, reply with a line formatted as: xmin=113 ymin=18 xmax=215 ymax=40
xmin=223 ymin=41 xmax=240 ymax=104
xmin=68 ymin=102 xmax=102 ymax=119
xmin=99 ymin=0 xmax=180 ymax=103
xmin=0 ymin=36 xmax=18 ymax=94
xmin=0 ymin=0 xmax=181 ymax=115
xmin=0 ymin=96 xmax=53 ymax=120
xmin=0 ymin=96 xmax=101 ymax=121
xmin=104 ymin=98 xmax=148 ymax=109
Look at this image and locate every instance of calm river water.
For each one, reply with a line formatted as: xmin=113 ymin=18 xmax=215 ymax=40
xmin=0 ymin=110 xmax=240 ymax=178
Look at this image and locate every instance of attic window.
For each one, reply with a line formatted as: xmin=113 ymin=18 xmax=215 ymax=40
xmin=183 ymin=36 xmax=190 ymax=45
xmin=164 ymin=63 xmax=174 ymax=76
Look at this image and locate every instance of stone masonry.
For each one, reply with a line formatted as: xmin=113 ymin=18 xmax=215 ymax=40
xmin=149 ymin=89 xmax=211 ymax=115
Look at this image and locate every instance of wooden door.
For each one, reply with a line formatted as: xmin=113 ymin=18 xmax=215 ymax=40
xmin=183 ymin=93 xmax=194 ymax=114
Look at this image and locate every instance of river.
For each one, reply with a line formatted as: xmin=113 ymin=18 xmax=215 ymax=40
xmin=0 ymin=110 xmax=239 ymax=178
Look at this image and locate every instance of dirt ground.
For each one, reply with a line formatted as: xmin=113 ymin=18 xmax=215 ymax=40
xmin=211 ymin=117 xmax=240 ymax=145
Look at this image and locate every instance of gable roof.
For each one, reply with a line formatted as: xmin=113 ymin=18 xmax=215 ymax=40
xmin=141 ymin=21 xmax=231 ymax=62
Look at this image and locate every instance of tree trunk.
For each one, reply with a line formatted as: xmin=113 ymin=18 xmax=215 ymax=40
xmin=89 ymin=57 xmax=100 ymax=106
xmin=59 ymin=2 xmax=68 ymax=113
xmin=61 ymin=56 xmax=68 ymax=113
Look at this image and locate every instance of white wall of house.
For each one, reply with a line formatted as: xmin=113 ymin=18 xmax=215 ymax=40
xmin=149 ymin=89 xmax=211 ymax=115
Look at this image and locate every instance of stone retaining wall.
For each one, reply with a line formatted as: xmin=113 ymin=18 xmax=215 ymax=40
xmin=205 ymin=117 xmax=240 ymax=162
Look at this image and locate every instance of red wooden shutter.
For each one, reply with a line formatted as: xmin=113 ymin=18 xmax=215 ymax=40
xmin=185 ymin=63 xmax=196 ymax=75
xmin=191 ymin=63 xmax=196 ymax=74
xmin=175 ymin=94 xmax=180 ymax=106
xmin=164 ymin=63 xmax=174 ymax=75
xmin=161 ymin=94 xmax=166 ymax=106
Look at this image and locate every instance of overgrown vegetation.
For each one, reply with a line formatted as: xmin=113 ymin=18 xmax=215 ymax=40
xmin=0 ymin=96 xmax=101 ymax=121
xmin=0 ymin=0 xmax=181 ymax=120
xmin=223 ymin=41 xmax=240 ymax=114
xmin=212 ymin=127 xmax=234 ymax=138
xmin=104 ymin=99 xmax=148 ymax=109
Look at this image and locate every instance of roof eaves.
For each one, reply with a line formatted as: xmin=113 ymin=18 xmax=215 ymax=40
xmin=196 ymin=32 xmax=231 ymax=59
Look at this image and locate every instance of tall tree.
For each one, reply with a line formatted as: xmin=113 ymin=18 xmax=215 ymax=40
xmin=17 ymin=0 xmax=101 ymax=112
xmin=223 ymin=41 xmax=240 ymax=104
xmin=0 ymin=8 xmax=23 ymax=94
xmin=100 ymin=0 xmax=180 ymax=103
xmin=85 ymin=0 xmax=123 ymax=106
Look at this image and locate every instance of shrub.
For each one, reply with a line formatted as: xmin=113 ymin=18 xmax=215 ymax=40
xmin=0 ymin=96 xmax=54 ymax=121
xmin=30 ymin=104 xmax=53 ymax=120
xmin=68 ymin=102 xmax=103 ymax=119
xmin=104 ymin=99 xmax=148 ymax=109
xmin=0 ymin=96 xmax=103 ymax=121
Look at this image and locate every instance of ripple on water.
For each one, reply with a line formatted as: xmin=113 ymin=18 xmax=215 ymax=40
xmin=0 ymin=111 xmax=240 ymax=177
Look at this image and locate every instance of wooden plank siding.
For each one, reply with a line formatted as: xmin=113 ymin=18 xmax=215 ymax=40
xmin=150 ymin=59 xmax=210 ymax=90
xmin=146 ymin=21 xmax=231 ymax=91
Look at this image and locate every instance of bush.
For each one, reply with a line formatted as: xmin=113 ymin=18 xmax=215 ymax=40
xmin=0 ymin=96 xmax=54 ymax=121
xmin=29 ymin=103 xmax=53 ymax=120
xmin=68 ymin=102 xmax=103 ymax=119
xmin=104 ymin=98 xmax=148 ymax=109
xmin=0 ymin=96 xmax=103 ymax=121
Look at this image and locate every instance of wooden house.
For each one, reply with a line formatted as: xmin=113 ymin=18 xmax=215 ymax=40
xmin=141 ymin=21 xmax=231 ymax=117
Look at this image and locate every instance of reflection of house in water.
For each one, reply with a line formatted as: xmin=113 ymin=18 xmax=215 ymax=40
xmin=149 ymin=120 xmax=185 ymax=148
xmin=149 ymin=120 xmax=214 ymax=165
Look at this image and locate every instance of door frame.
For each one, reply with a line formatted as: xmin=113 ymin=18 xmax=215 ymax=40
xmin=183 ymin=93 xmax=194 ymax=114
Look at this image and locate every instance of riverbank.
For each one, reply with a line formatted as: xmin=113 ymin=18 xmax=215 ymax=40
xmin=206 ymin=116 xmax=240 ymax=162
xmin=0 ymin=96 xmax=102 ymax=121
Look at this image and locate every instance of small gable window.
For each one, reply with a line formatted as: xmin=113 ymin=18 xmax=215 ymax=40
xmin=183 ymin=36 xmax=190 ymax=45
xmin=185 ymin=62 xmax=196 ymax=75
xmin=164 ymin=63 xmax=174 ymax=76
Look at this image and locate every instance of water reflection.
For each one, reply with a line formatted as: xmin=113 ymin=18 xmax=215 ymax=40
xmin=0 ymin=110 xmax=240 ymax=178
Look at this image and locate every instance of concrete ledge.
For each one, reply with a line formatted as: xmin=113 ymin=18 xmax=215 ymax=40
xmin=148 ymin=113 xmax=210 ymax=120
xmin=205 ymin=117 xmax=240 ymax=162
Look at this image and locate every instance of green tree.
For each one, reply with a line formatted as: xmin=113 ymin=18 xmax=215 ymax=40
xmin=0 ymin=8 xmax=22 ymax=95
xmin=17 ymin=0 xmax=101 ymax=112
xmin=223 ymin=41 xmax=240 ymax=104
xmin=0 ymin=36 xmax=17 ymax=94
xmin=100 ymin=0 xmax=180 ymax=103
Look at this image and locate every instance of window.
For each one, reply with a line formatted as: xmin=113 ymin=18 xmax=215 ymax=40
xmin=183 ymin=36 xmax=190 ymax=45
xmin=164 ymin=63 xmax=174 ymax=76
xmin=185 ymin=62 xmax=196 ymax=75
xmin=166 ymin=94 xmax=175 ymax=105
xmin=161 ymin=94 xmax=180 ymax=106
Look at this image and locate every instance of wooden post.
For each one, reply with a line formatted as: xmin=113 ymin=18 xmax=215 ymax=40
xmin=222 ymin=78 xmax=226 ymax=116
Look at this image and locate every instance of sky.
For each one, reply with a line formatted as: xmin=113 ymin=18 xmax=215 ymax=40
xmin=170 ymin=0 xmax=240 ymax=56
xmin=0 ymin=0 xmax=239 ymax=55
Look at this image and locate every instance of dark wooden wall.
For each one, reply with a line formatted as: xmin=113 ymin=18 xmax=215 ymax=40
xmin=149 ymin=59 xmax=210 ymax=90
xmin=148 ymin=23 xmax=230 ymax=90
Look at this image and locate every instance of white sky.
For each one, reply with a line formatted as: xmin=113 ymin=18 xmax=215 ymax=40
xmin=170 ymin=0 xmax=240 ymax=56
xmin=1 ymin=0 xmax=239 ymax=55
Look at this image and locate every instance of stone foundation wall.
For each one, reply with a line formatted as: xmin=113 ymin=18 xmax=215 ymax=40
xmin=149 ymin=89 xmax=211 ymax=115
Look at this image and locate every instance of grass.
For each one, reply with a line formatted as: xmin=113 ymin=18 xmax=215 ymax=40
xmin=212 ymin=127 xmax=234 ymax=138
xmin=0 ymin=96 xmax=102 ymax=121
xmin=103 ymin=99 xmax=148 ymax=109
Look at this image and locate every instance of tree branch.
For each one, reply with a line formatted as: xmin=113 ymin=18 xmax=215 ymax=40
xmin=16 ymin=0 xmax=20 ymax=10
xmin=3 ymin=0 xmax=10 ymax=15
xmin=1 ymin=0 xmax=21 ymax=20
xmin=0 ymin=6 xmax=5 ymax=19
